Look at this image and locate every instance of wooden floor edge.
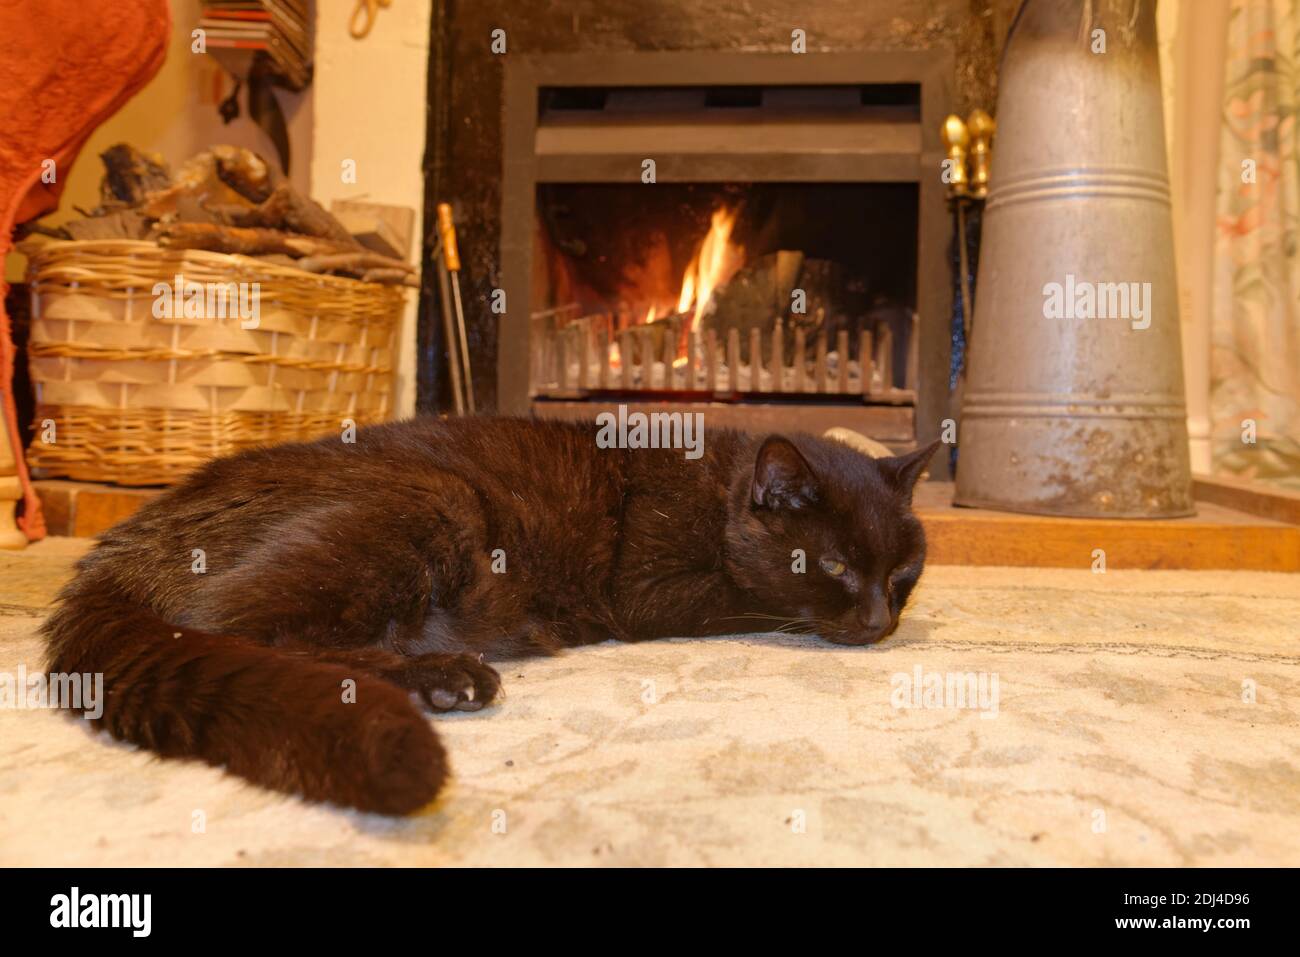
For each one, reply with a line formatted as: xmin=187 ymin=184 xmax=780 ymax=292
xmin=1192 ymin=473 xmax=1300 ymax=526
xmin=918 ymin=510 xmax=1300 ymax=572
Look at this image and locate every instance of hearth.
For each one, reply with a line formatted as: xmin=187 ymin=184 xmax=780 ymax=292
xmin=498 ymin=52 xmax=953 ymax=457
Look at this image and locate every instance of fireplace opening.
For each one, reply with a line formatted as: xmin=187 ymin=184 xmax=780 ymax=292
xmin=532 ymin=182 xmax=919 ymax=401
xmin=497 ymin=52 xmax=953 ymax=454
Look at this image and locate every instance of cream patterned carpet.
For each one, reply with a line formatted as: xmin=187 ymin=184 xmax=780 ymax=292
xmin=1 ymin=538 xmax=1297 ymax=866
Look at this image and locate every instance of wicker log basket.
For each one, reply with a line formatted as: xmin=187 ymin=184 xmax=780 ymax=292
xmin=25 ymin=239 xmax=403 ymax=486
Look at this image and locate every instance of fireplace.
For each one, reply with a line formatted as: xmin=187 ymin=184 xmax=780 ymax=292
xmin=498 ymin=52 xmax=953 ymax=457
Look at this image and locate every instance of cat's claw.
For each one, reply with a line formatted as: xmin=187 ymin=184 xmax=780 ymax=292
xmin=428 ymin=689 xmax=460 ymax=710
xmin=390 ymin=653 xmax=502 ymax=714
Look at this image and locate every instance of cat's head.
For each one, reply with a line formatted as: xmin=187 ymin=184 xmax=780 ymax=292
xmin=725 ymin=434 xmax=939 ymax=646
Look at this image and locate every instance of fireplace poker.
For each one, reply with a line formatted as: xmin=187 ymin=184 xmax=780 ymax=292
xmin=437 ymin=202 xmax=475 ymax=414
xmin=433 ymin=235 xmax=465 ymax=415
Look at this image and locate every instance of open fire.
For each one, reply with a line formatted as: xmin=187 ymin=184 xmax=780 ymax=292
xmin=531 ymin=188 xmax=918 ymax=402
xmin=674 ymin=205 xmax=744 ymax=333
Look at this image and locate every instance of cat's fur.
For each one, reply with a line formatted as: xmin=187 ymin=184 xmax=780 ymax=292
xmin=43 ymin=416 xmax=937 ymax=814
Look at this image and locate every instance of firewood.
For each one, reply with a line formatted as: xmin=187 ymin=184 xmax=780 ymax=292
xmin=360 ymin=269 xmax=419 ymax=287
xmin=17 ymin=221 xmax=72 ymax=241
xmin=152 ymin=222 xmax=353 ymax=258
xmin=296 ymin=251 xmax=413 ymax=275
xmin=140 ymin=157 xmax=255 ymax=220
xmin=709 ymin=251 xmax=800 ymax=342
xmin=98 ymin=144 xmax=172 ymax=207
xmin=137 ymin=145 xmax=279 ymax=220
xmin=211 ymin=145 xmax=280 ymax=203
xmin=235 ymin=184 xmax=359 ymax=245
xmin=153 ymin=223 xmax=414 ymax=285
xmin=157 ymin=178 xmax=358 ymax=247
xmin=63 ymin=209 xmax=150 ymax=241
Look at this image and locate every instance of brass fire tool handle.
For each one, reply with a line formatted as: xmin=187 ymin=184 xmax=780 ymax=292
xmin=942 ymin=110 xmax=995 ymax=339
xmin=437 ymin=201 xmax=461 ymax=272
xmin=942 ymin=115 xmax=974 ymax=337
xmin=966 ymin=109 xmax=996 ymax=202
xmin=437 ymin=202 xmax=475 ymax=414
xmin=434 ymin=239 xmax=465 ymax=415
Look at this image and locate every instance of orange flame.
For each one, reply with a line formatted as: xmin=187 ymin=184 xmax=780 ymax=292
xmin=676 ymin=206 xmax=743 ymax=331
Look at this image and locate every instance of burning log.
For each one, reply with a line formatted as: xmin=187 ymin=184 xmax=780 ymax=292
xmin=706 ymin=250 xmax=801 ymax=356
xmin=703 ymin=251 xmax=866 ymax=365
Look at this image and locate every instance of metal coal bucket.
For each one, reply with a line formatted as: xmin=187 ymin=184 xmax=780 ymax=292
xmin=954 ymin=0 xmax=1194 ymax=518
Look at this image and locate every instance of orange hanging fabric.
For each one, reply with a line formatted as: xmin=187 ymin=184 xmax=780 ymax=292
xmin=0 ymin=0 xmax=171 ymax=539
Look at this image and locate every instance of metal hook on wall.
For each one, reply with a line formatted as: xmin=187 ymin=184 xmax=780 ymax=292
xmin=350 ymin=0 xmax=393 ymax=40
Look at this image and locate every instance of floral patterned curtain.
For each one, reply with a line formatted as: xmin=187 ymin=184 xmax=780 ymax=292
xmin=1213 ymin=0 xmax=1300 ymax=488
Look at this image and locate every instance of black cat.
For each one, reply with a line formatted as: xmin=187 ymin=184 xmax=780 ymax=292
xmin=43 ymin=416 xmax=937 ymax=814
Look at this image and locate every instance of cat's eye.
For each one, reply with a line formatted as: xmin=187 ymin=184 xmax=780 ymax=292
xmin=819 ymin=557 xmax=847 ymax=577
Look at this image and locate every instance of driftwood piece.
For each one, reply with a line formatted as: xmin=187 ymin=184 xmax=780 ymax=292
xmin=152 ymin=223 xmax=415 ymax=285
xmin=171 ymin=193 xmax=227 ymax=225
xmin=152 ymin=222 xmax=354 ymax=258
xmin=63 ymin=209 xmax=150 ymax=241
xmin=233 ymin=183 xmax=359 ymax=245
xmin=360 ymin=268 xmax=419 ymax=287
xmin=297 ymin=251 xmax=413 ymax=275
xmin=211 ymin=145 xmax=280 ymax=203
xmin=138 ymin=145 xmax=278 ymax=219
xmin=143 ymin=154 xmax=356 ymax=247
xmin=15 ymin=221 xmax=72 ymax=241
xmin=141 ymin=168 xmax=253 ymax=220
xmin=99 ymin=144 xmax=172 ymax=207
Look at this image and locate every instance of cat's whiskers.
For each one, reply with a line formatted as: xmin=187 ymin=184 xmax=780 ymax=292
xmin=720 ymin=612 xmax=817 ymax=624
xmin=719 ymin=612 xmax=825 ymax=637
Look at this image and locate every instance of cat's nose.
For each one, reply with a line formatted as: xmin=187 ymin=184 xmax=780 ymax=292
xmin=856 ymin=596 xmax=893 ymax=636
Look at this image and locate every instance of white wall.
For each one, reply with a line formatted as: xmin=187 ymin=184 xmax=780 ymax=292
xmin=309 ymin=0 xmax=433 ymax=417
xmin=4 ymin=0 xmax=313 ymax=284
xmin=7 ymin=0 xmax=434 ymax=418
xmin=1159 ymin=0 xmax=1231 ymax=474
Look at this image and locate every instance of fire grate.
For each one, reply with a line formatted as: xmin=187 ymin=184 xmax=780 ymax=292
xmin=532 ymin=305 xmax=917 ymax=401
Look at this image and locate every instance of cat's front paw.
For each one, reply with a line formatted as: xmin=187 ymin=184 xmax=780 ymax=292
xmin=389 ymin=653 xmax=502 ymax=713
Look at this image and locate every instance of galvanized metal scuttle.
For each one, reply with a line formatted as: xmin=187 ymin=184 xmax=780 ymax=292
xmin=955 ymin=0 xmax=1195 ymax=519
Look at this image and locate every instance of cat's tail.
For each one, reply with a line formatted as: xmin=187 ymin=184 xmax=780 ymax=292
xmin=41 ymin=571 xmax=446 ymax=815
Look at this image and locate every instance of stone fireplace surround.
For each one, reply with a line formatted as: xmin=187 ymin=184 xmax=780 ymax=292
xmin=418 ymin=0 xmax=1018 ymax=452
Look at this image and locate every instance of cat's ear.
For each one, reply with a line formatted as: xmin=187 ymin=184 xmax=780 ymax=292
xmin=752 ymin=436 xmax=820 ymax=509
xmin=878 ymin=440 xmax=940 ymax=504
